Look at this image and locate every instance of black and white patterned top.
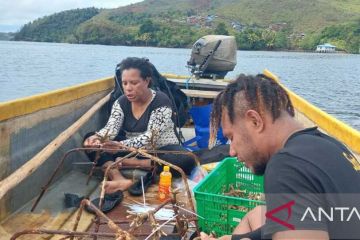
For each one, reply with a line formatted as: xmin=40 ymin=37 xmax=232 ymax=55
xmin=97 ymin=90 xmax=178 ymax=149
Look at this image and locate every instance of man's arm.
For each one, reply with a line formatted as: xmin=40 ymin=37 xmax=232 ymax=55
xmin=264 ymin=153 xmax=330 ymax=239
xmin=233 ymin=205 xmax=265 ymax=234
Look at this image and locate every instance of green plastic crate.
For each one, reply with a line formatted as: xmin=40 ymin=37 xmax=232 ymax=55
xmin=193 ymin=157 xmax=264 ymax=236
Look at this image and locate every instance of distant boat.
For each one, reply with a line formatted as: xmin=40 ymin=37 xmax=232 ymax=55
xmin=316 ymin=43 xmax=336 ymax=53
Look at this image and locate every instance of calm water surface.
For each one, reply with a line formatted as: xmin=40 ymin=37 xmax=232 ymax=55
xmin=0 ymin=41 xmax=359 ymax=130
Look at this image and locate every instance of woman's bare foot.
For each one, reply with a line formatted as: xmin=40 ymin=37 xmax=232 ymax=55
xmin=104 ymin=179 xmax=133 ymax=193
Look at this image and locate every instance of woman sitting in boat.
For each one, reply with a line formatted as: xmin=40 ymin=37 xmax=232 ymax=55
xmin=83 ymin=57 xmax=196 ymax=193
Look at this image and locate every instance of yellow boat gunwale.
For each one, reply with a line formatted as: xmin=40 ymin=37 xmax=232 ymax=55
xmin=0 ymin=71 xmax=359 ymax=154
xmin=263 ymin=69 xmax=360 ymax=154
xmin=0 ymin=77 xmax=114 ymax=122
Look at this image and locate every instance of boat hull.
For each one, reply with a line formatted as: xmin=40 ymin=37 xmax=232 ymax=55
xmin=0 ymin=71 xmax=359 ymax=238
xmin=0 ymin=81 xmax=112 ymax=222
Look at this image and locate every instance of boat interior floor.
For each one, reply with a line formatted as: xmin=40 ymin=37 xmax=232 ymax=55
xmin=1 ymin=167 xmax=197 ymax=239
xmin=0 ymin=170 xmax=101 ymax=240
xmin=1 ymin=127 xmax=199 ymax=239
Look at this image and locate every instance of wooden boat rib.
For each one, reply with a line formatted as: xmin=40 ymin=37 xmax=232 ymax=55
xmin=0 ymin=70 xmax=359 ymax=239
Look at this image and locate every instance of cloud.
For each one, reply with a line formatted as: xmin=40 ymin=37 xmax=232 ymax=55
xmin=0 ymin=0 xmax=143 ymax=31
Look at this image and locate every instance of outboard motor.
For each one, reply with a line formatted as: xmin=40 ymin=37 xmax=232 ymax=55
xmin=187 ymin=35 xmax=237 ymax=79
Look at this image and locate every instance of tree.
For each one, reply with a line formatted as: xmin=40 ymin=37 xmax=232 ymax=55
xmin=215 ymin=23 xmax=229 ymax=35
xmin=274 ymin=31 xmax=289 ymax=49
xmin=139 ymin=19 xmax=159 ymax=35
xmin=137 ymin=32 xmax=152 ymax=46
xmin=262 ymin=29 xmax=276 ymax=49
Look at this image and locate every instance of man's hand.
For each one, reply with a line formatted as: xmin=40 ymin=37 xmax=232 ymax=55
xmin=101 ymin=140 xmax=124 ymax=153
xmin=83 ymin=135 xmax=101 ymax=148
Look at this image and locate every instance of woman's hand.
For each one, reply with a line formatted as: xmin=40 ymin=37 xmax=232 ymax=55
xmin=83 ymin=135 xmax=101 ymax=148
xmin=101 ymin=140 xmax=124 ymax=153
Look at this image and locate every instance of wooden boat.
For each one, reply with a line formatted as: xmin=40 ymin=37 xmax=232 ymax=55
xmin=0 ymin=70 xmax=359 ymax=239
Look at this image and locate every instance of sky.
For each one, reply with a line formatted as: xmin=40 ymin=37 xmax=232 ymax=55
xmin=0 ymin=0 xmax=143 ymax=32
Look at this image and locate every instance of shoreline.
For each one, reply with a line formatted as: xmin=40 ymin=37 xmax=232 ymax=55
xmin=0 ymin=40 xmax=358 ymax=130
xmin=1 ymin=39 xmax=354 ymax=54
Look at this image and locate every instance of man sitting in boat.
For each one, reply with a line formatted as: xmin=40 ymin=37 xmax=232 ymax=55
xmin=83 ymin=57 xmax=196 ymax=193
xmin=201 ymin=74 xmax=360 ymax=240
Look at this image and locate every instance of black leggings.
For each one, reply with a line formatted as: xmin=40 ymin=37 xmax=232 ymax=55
xmin=87 ymin=144 xmax=196 ymax=177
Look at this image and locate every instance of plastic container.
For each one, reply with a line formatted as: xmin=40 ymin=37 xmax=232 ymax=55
xmin=158 ymin=165 xmax=172 ymax=201
xmin=193 ymin=157 xmax=264 ymax=236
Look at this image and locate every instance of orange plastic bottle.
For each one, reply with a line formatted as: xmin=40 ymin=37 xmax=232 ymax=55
xmin=158 ymin=166 xmax=172 ymax=201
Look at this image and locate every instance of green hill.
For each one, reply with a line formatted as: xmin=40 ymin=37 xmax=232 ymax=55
xmin=212 ymin=0 xmax=360 ymax=32
xmin=108 ymin=0 xmax=360 ymax=32
xmin=14 ymin=8 xmax=99 ymax=42
xmin=13 ymin=0 xmax=360 ymax=53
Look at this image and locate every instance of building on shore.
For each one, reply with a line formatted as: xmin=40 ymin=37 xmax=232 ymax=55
xmin=316 ymin=43 xmax=336 ymax=53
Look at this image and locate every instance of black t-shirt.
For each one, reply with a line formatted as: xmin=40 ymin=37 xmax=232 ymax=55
xmin=263 ymin=127 xmax=360 ymax=239
xmin=118 ymin=90 xmax=172 ymax=133
xmin=97 ymin=90 xmax=178 ymax=148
